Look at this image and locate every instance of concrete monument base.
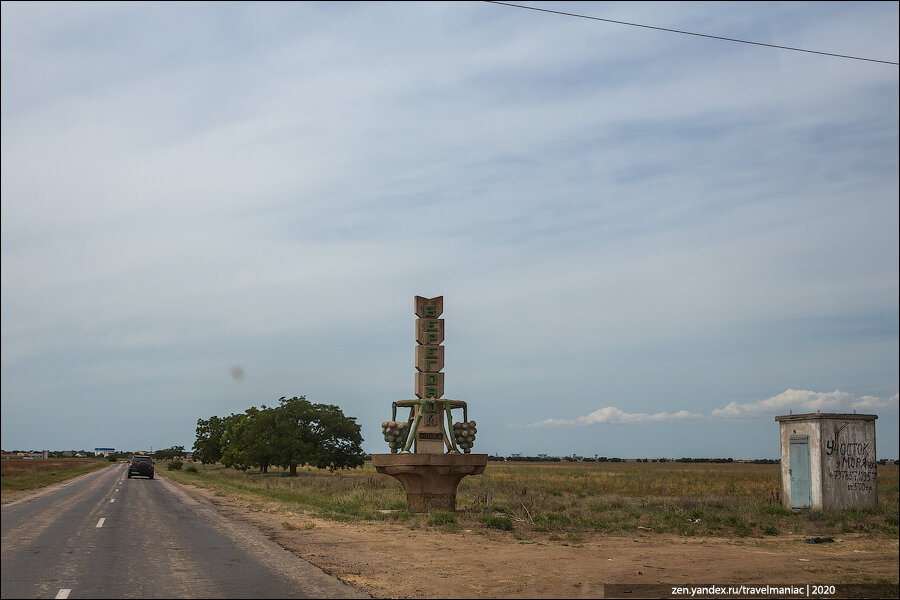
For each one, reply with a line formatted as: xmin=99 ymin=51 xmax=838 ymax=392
xmin=371 ymin=453 xmax=488 ymax=512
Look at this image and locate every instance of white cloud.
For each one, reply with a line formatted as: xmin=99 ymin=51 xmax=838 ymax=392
xmin=711 ymin=389 xmax=899 ymax=418
xmin=523 ymin=390 xmax=898 ymax=428
xmin=527 ymin=406 xmax=704 ymax=427
xmin=852 ymin=392 xmax=900 ymax=411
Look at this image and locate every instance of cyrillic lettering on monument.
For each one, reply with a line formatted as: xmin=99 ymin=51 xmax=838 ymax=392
xmin=414 ymin=295 xmax=445 ymax=453
xmin=415 ymin=318 xmax=444 ymax=345
xmin=415 ymin=345 xmax=444 ymax=372
xmin=414 ymin=372 xmax=445 ymax=399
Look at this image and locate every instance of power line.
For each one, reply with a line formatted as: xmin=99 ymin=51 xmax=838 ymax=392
xmin=484 ymin=1 xmax=899 ymax=66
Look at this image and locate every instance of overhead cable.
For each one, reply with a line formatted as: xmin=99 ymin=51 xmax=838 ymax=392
xmin=485 ymin=1 xmax=899 ymax=66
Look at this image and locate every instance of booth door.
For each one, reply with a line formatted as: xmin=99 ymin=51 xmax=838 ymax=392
xmin=789 ymin=435 xmax=812 ymax=509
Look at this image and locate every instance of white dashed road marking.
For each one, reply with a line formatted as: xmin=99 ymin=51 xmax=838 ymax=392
xmin=96 ymin=518 xmax=105 ymax=528
xmin=55 ymin=589 xmax=71 ymax=599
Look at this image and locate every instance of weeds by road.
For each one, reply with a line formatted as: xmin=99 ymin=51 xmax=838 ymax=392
xmin=162 ymin=460 xmax=899 ymax=540
xmin=1 ymin=458 xmax=110 ymax=492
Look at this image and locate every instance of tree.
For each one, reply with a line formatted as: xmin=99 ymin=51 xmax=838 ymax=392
xmin=240 ymin=406 xmax=278 ymax=474
xmin=273 ymin=396 xmax=365 ymax=474
xmin=219 ymin=412 xmax=249 ymax=470
xmin=154 ymin=446 xmax=185 ymax=461
xmin=272 ymin=397 xmax=317 ymax=476
xmin=195 ymin=396 xmax=365 ymax=474
xmin=194 ymin=416 xmax=227 ymax=464
xmin=213 ymin=408 xmax=279 ymax=473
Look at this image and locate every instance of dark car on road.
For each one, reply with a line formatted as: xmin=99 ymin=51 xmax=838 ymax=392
xmin=127 ymin=455 xmax=154 ymax=479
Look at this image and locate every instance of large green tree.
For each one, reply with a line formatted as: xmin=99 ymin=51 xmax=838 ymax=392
xmin=273 ymin=396 xmax=365 ymax=474
xmin=214 ymin=408 xmax=279 ymax=473
xmin=194 ymin=396 xmax=365 ymax=474
xmin=240 ymin=406 xmax=279 ymax=474
xmin=194 ymin=416 xmax=228 ymax=464
xmin=219 ymin=412 xmax=250 ymax=470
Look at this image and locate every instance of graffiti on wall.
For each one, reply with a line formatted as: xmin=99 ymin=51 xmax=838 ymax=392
xmin=824 ymin=438 xmax=877 ymax=493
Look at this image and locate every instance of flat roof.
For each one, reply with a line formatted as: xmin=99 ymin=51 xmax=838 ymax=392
xmin=775 ymin=413 xmax=877 ymax=422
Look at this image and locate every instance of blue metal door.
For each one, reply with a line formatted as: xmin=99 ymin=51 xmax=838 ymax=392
xmin=789 ymin=435 xmax=812 ymax=509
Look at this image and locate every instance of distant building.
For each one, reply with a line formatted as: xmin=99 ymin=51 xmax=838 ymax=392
xmin=94 ymin=448 xmax=115 ymax=456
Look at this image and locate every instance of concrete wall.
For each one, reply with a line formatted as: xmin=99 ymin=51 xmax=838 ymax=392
xmin=776 ymin=414 xmax=877 ymax=511
xmin=818 ymin=417 xmax=877 ymax=511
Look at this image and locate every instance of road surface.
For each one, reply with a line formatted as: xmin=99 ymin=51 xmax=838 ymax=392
xmin=1 ymin=463 xmax=368 ymax=599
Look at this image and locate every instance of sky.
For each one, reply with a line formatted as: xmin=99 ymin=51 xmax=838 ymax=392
xmin=2 ymin=1 xmax=898 ymax=459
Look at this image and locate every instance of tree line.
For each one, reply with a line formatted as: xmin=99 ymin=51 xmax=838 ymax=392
xmin=193 ymin=396 xmax=365 ymax=474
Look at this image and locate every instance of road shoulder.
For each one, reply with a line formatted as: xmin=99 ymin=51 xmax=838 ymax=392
xmin=160 ymin=476 xmax=900 ymax=599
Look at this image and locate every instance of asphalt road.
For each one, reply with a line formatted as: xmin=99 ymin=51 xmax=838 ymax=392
xmin=1 ymin=463 xmax=369 ymax=599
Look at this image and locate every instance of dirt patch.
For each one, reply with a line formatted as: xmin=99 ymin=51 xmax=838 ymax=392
xmin=163 ymin=478 xmax=898 ymax=599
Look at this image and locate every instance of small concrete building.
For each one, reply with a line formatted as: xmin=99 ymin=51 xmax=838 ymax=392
xmin=775 ymin=413 xmax=878 ymax=511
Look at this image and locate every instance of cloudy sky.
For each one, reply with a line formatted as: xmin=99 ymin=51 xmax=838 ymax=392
xmin=2 ymin=1 xmax=897 ymax=459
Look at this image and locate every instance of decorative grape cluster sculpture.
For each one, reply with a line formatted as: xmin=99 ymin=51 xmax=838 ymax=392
xmin=382 ymin=421 xmax=411 ymax=453
xmin=453 ymin=421 xmax=477 ymax=453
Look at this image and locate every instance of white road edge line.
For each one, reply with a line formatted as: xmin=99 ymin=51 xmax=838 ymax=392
xmin=96 ymin=518 xmax=106 ymax=528
xmin=56 ymin=589 xmax=71 ymax=599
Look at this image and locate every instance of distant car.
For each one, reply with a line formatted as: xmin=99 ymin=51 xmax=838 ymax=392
xmin=127 ymin=455 xmax=154 ymax=479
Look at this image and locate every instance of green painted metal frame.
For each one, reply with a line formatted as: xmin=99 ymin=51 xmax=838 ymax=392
xmin=391 ymin=398 xmax=468 ymax=454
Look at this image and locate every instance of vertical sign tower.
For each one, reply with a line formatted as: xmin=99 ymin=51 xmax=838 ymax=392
xmin=372 ymin=295 xmax=488 ymax=511
xmin=414 ymin=295 xmax=445 ymax=453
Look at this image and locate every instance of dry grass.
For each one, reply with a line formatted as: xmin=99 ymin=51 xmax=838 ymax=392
xmin=163 ymin=460 xmax=899 ymax=539
xmin=1 ymin=458 xmax=110 ymax=492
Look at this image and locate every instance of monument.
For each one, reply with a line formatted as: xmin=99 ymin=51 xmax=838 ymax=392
xmin=371 ymin=296 xmax=488 ymax=511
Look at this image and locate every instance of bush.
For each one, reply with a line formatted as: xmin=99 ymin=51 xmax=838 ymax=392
xmin=482 ymin=514 xmax=514 ymax=531
xmin=533 ymin=512 xmax=571 ymax=529
xmin=168 ymin=460 xmax=184 ymax=471
xmin=185 ymin=464 xmax=198 ymax=473
xmin=428 ymin=511 xmax=457 ymax=527
xmin=760 ymin=504 xmax=792 ymax=517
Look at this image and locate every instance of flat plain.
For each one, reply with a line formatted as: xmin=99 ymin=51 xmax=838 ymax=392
xmin=1 ymin=458 xmax=109 ymax=492
xmin=162 ymin=460 xmax=898 ymax=598
xmin=5 ymin=459 xmax=898 ymax=598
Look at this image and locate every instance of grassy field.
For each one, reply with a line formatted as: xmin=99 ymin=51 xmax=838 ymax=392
xmin=1 ymin=458 xmax=110 ymax=492
xmin=162 ymin=460 xmax=899 ymax=539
